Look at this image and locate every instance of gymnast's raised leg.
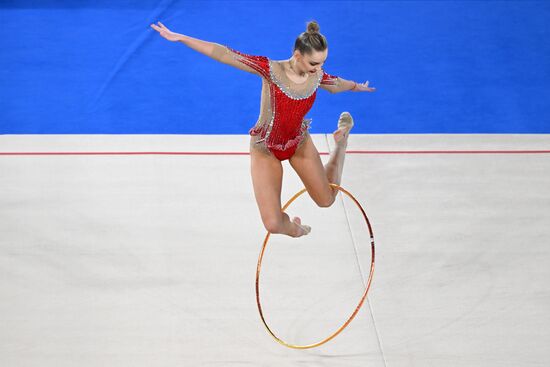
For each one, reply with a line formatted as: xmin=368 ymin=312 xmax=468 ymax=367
xmin=289 ymin=112 xmax=354 ymax=208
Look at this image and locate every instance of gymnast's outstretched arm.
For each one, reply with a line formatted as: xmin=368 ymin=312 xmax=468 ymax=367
xmin=320 ymin=77 xmax=376 ymax=94
xmin=150 ymin=21 xmax=265 ymax=76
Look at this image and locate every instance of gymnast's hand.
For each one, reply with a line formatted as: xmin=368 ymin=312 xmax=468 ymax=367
xmin=150 ymin=21 xmax=181 ymax=42
xmin=354 ymin=81 xmax=376 ymax=92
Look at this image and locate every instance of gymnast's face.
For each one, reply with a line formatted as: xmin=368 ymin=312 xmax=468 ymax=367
xmin=295 ymin=49 xmax=328 ymax=75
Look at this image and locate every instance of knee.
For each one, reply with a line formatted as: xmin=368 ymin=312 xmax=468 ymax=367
xmin=314 ymin=194 xmax=335 ymax=208
xmin=263 ymin=216 xmax=283 ymax=234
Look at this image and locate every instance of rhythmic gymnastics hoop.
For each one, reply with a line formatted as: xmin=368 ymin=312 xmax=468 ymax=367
xmin=255 ymin=183 xmax=375 ymax=349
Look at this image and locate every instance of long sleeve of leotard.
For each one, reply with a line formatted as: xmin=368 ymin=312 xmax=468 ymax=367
xmin=210 ymin=44 xmax=270 ymax=79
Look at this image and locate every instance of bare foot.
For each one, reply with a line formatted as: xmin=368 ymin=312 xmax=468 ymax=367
xmin=333 ymin=111 xmax=354 ymax=146
xmin=292 ymin=217 xmax=311 ymax=238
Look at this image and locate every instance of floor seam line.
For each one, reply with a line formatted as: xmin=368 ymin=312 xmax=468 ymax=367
xmin=328 ymin=134 xmax=388 ymax=366
xmin=339 ymin=193 xmax=388 ymax=367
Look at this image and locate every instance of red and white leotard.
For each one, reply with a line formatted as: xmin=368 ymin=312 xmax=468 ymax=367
xmin=211 ymin=45 xmax=339 ymax=161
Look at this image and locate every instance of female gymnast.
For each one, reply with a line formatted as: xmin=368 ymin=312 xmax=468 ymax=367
xmin=151 ymin=20 xmax=375 ymax=238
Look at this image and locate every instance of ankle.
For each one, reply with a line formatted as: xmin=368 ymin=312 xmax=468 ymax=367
xmin=335 ymin=138 xmax=348 ymax=148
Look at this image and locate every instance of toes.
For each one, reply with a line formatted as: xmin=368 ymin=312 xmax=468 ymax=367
xmin=297 ymin=224 xmax=311 ymax=237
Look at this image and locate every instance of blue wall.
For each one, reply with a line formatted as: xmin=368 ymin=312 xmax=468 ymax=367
xmin=1 ymin=0 xmax=549 ymax=134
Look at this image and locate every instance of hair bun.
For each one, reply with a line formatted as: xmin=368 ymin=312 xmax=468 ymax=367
xmin=306 ymin=20 xmax=320 ymax=34
xmin=294 ymin=20 xmax=327 ymax=53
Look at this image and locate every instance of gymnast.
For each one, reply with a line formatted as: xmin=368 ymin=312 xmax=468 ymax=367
xmin=151 ymin=20 xmax=375 ymax=238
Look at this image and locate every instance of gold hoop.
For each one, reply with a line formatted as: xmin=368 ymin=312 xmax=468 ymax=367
xmin=255 ymin=183 xmax=376 ymax=349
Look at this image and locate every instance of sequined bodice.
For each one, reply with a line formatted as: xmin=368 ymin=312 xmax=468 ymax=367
xmin=213 ymin=45 xmax=338 ymax=154
xmin=248 ymin=60 xmax=324 ymax=150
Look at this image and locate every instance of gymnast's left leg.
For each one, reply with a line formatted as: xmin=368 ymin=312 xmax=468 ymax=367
xmin=289 ymin=112 xmax=354 ymax=207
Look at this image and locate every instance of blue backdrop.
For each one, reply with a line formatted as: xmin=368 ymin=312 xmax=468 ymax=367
xmin=1 ymin=0 xmax=549 ymax=134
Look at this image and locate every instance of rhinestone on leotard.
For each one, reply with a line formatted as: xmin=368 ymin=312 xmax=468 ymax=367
xmin=220 ymin=45 xmax=338 ymax=160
